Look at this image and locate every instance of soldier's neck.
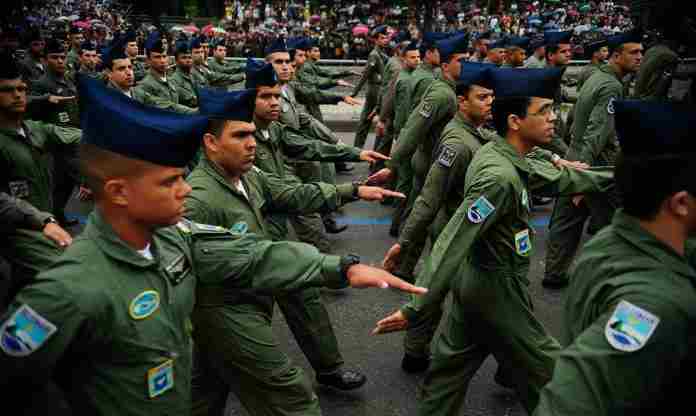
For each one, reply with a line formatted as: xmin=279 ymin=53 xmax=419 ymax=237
xmin=253 ymin=115 xmax=271 ymax=130
xmin=151 ymin=68 xmax=167 ymax=79
xmin=209 ymin=154 xmax=242 ymax=185
xmin=0 ymin=113 xmax=23 ymax=130
xmin=638 ymin=215 xmax=687 ymax=256
xmin=505 ymin=132 xmax=534 ymax=156
xmin=178 ymin=65 xmax=191 ymax=75
xmin=99 ymin=206 xmax=153 ymax=251
xmin=608 ymin=61 xmax=626 ymax=80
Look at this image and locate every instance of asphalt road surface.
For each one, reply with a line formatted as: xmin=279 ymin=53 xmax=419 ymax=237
xmin=64 ymin=130 xmax=583 ymax=416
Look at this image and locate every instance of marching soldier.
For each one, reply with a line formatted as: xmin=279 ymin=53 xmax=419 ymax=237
xmin=17 ymin=29 xmax=45 ymax=84
xmin=577 ymin=38 xmax=608 ymax=91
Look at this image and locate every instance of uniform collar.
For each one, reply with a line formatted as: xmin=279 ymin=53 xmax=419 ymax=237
xmin=85 ymin=209 xmax=159 ymax=268
xmin=612 ymin=210 xmax=696 ymax=283
xmin=491 ymin=135 xmax=534 ymax=175
xmin=47 ymin=69 xmax=71 ymax=87
xmin=0 ymin=121 xmax=42 ymax=148
xmin=175 ymin=67 xmax=193 ymax=81
xmin=199 ymin=155 xmax=249 ymax=198
xmin=453 ymin=113 xmax=486 ymax=142
xmin=440 ymin=74 xmax=456 ymax=90
xmin=599 ymin=63 xmax=624 ymax=83
xmin=419 ymin=62 xmax=437 ymax=72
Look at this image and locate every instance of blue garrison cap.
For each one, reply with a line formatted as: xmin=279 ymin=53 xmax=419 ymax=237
xmin=392 ymin=30 xmax=411 ymax=44
xmin=45 ymin=37 xmax=66 ymax=54
xmin=508 ymin=36 xmax=530 ymax=50
xmin=372 ymin=25 xmax=388 ymax=36
xmin=293 ymin=37 xmax=312 ymax=51
xmin=544 ymin=30 xmax=573 ymax=47
xmin=477 ymin=31 xmax=492 ymax=40
xmin=607 ymin=30 xmax=642 ymax=53
xmin=423 ymin=32 xmax=450 ymax=43
xmin=80 ymin=40 xmax=97 ymax=52
xmin=101 ymin=36 xmax=129 ymax=68
xmin=245 ymin=58 xmax=278 ymax=89
xmin=585 ymin=38 xmax=608 ymax=57
xmin=529 ymin=37 xmax=546 ymax=51
xmin=614 ymin=100 xmax=696 ymax=156
xmin=77 ymin=76 xmax=209 ymax=167
xmin=490 ymin=67 xmax=563 ymax=99
xmin=145 ymin=31 xmax=166 ymax=54
xmin=69 ymin=26 xmax=83 ymax=35
xmin=404 ymin=40 xmax=420 ymax=52
xmin=286 ymin=37 xmax=301 ymax=51
xmin=456 ymin=62 xmax=496 ymax=94
xmin=488 ymin=38 xmax=509 ymax=51
xmin=174 ymin=39 xmax=192 ymax=57
xmin=437 ymin=33 xmax=469 ymax=62
xmin=189 ymin=36 xmax=203 ymax=50
xmin=265 ymin=37 xmax=288 ymax=55
xmin=123 ymin=30 xmax=137 ymax=43
xmin=197 ymin=88 xmax=256 ymax=122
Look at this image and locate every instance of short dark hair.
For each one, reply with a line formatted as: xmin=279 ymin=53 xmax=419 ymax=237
xmin=545 ymin=44 xmax=562 ymax=59
xmin=615 ymin=154 xmax=696 ymax=219
xmin=206 ymin=118 xmax=232 ymax=138
xmin=491 ymin=96 xmax=532 ymax=137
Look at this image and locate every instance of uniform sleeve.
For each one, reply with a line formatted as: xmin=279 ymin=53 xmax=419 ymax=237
xmin=205 ymin=70 xmax=245 ymax=87
xmin=577 ymin=85 xmax=621 ymax=164
xmin=534 ymin=292 xmax=690 ymax=416
xmin=134 ymin=87 xmax=198 ymax=114
xmin=402 ymin=173 xmax=510 ymax=319
xmin=352 ymin=53 xmax=376 ymax=96
xmin=378 ymin=71 xmax=399 ymax=122
xmin=184 ymin=193 xmax=216 ymax=225
xmin=292 ymin=81 xmax=343 ymax=106
xmin=387 ymin=87 xmax=450 ymax=170
xmin=392 ymin=78 xmax=413 ymax=133
xmin=279 ymin=126 xmax=362 ymax=162
xmin=184 ymin=223 xmax=348 ymax=290
xmin=297 ymin=69 xmax=338 ymax=90
xmin=399 ymin=141 xmax=472 ymax=251
xmin=263 ymin=171 xmax=352 ymax=214
xmin=0 ymin=192 xmax=50 ymax=233
xmin=0 ymin=267 xmax=102 ymax=387
xmin=527 ymin=159 xmax=614 ymax=197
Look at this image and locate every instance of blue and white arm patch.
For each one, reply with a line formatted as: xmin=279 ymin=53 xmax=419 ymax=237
xmin=1 ymin=304 xmax=57 ymax=356
xmin=467 ymin=196 xmax=495 ymax=224
xmin=605 ymin=300 xmax=660 ymax=352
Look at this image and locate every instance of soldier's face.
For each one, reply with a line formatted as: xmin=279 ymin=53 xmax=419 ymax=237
xmin=614 ymin=43 xmax=642 ymax=73
xmin=403 ymin=50 xmax=420 ymax=69
xmin=444 ymin=54 xmax=467 ymax=80
xmin=205 ymin=121 xmax=257 ymax=176
xmin=214 ymin=46 xmax=226 ymax=59
xmin=47 ymin=53 xmax=67 ymax=74
xmin=294 ymin=49 xmax=307 ymax=67
xmin=176 ymin=53 xmax=193 ymax=71
xmin=509 ymin=48 xmax=526 ymax=67
xmin=71 ymin=34 xmax=84 ymax=47
xmin=596 ymin=46 xmax=609 ymax=62
xmin=126 ymin=41 xmax=139 ymax=57
xmin=80 ymin=50 xmax=97 ymax=69
xmin=30 ymin=40 xmax=45 ymax=55
xmin=477 ymin=39 xmax=489 ymax=55
xmin=376 ymin=34 xmax=389 ymax=48
xmin=519 ymin=97 xmax=557 ymax=144
xmin=487 ymin=48 xmax=506 ymax=65
xmin=0 ymin=79 xmax=28 ymax=114
xmin=254 ymin=85 xmax=282 ymax=122
xmin=310 ymin=47 xmax=321 ymax=61
xmin=191 ymin=48 xmax=205 ymax=64
xmin=551 ymin=44 xmax=572 ymax=66
xmin=108 ymin=58 xmax=134 ymax=90
xmin=120 ymin=165 xmax=191 ymax=226
xmin=268 ymin=52 xmax=291 ymax=82
xmin=426 ymin=48 xmax=440 ymax=66
xmin=148 ymin=51 xmax=169 ymax=74
xmin=461 ymin=85 xmax=494 ymax=124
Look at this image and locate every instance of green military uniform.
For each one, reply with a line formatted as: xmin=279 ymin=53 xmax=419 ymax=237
xmin=207 ymin=57 xmax=244 ymax=75
xmin=535 ymin=211 xmax=696 ymax=415
xmin=372 ymin=55 xmax=403 ymax=156
xmin=29 ymin=70 xmax=80 ymax=128
xmin=408 ymin=62 xmax=440 ymax=113
xmin=544 ymin=64 xmax=623 ymax=284
xmin=0 ymin=121 xmax=80 ymax=281
xmin=191 ymin=63 xmax=244 ymax=89
xmin=0 ymin=210 xmax=351 ymax=415
xmin=66 ymin=48 xmax=80 ymax=73
xmin=169 ymin=67 xmax=200 ymax=108
xmin=135 ymin=71 xmax=197 ymax=114
xmin=186 ymin=157 xmax=355 ymax=415
xmin=295 ymin=60 xmax=352 ymax=122
xmin=387 ymin=76 xmax=458 ymax=246
xmin=576 ymin=62 xmax=602 ymax=91
xmin=632 ymin=43 xmax=680 ymax=101
xmin=352 ymin=45 xmax=388 ymax=149
xmin=404 ymin=137 xmax=614 ymax=415
xmin=253 ymin=121 xmax=362 ymax=252
xmin=18 ymin=54 xmax=45 ymax=84
xmin=132 ymin=58 xmax=147 ymax=83
xmin=524 ymin=55 xmax=546 ymax=69
xmin=107 ymin=81 xmax=197 ymax=114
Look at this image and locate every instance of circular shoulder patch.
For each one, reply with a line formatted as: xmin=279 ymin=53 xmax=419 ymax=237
xmin=129 ymin=290 xmax=161 ymax=320
xmin=607 ymin=97 xmax=616 ymax=115
xmin=605 ymin=300 xmax=660 ymax=352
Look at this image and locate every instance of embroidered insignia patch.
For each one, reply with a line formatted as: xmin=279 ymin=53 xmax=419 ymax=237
xmin=419 ymin=102 xmax=433 ymax=118
xmin=607 ymin=97 xmax=616 ymax=115
xmin=605 ymin=300 xmax=659 ymax=352
xmin=514 ymin=229 xmax=532 ymax=256
xmin=0 ymin=304 xmax=57 ymax=356
xmin=521 ymin=189 xmax=529 ymax=210
xmin=8 ymin=180 xmax=29 ymax=199
xmin=467 ymin=196 xmax=495 ymax=224
xmin=231 ymin=221 xmax=249 ymax=234
xmin=129 ymin=290 xmax=160 ymax=320
xmin=147 ymin=359 xmax=175 ymax=398
xmin=437 ymin=146 xmax=457 ymax=167
xmin=58 ymin=112 xmax=70 ymax=123
xmin=192 ymin=223 xmax=227 ymax=233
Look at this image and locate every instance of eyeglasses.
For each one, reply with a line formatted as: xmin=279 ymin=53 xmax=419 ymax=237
xmin=527 ymin=104 xmax=556 ymax=118
xmin=0 ymin=85 xmax=28 ymax=94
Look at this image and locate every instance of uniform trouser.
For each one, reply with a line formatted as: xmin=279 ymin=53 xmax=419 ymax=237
xmin=52 ymin=149 xmax=78 ymax=221
xmin=192 ymin=305 xmax=323 ymax=416
xmin=544 ymin=192 xmax=616 ymax=280
xmin=390 ymin=157 xmax=414 ymax=234
xmin=291 ymin=162 xmax=333 ymax=253
xmin=353 ymin=86 xmax=379 ymax=149
xmin=372 ymin=123 xmax=394 ymax=174
xmin=395 ymin=151 xmax=430 ymax=277
xmin=418 ymin=267 xmax=560 ymax=415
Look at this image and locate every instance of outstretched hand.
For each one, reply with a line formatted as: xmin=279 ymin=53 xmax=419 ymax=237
xmin=346 ymin=264 xmax=427 ymax=296
xmin=371 ymin=309 xmax=409 ymax=335
xmin=382 ymin=243 xmax=402 ymax=272
xmin=357 ymin=186 xmax=405 ymax=202
xmin=366 ymin=168 xmax=394 ymax=185
xmin=343 ymin=96 xmax=363 ymax=106
xmin=359 ymin=150 xmax=390 ymax=163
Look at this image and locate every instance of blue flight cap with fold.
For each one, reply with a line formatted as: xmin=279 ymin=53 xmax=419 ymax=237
xmin=189 ymin=36 xmax=202 ymax=50
xmin=607 ymin=29 xmax=642 ymax=53
xmin=145 ymin=31 xmax=166 ymax=54
xmin=529 ymin=37 xmax=545 ymax=51
xmin=45 ymin=37 xmax=66 ymax=54
xmin=490 ymin=67 xmax=563 ymax=98
xmin=584 ymin=38 xmax=608 ymax=58
xmin=101 ymin=36 xmax=129 ymax=69
xmin=392 ymin=30 xmax=411 ymax=44
xmin=456 ymin=61 xmax=496 ymax=95
xmin=244 ymin=58 xmax=278 ymax=89
xmin=197 ymin=88 xmax=256 ymax=122
xmin=123 ymin=30 xmax=137 ymax=43
xmin=264 ymin=37 xmax=288 ymax=55
xmin=544 ymin=30 xmax=573 ymax=47
xmin=174 ymin=39 xmax=192 ymax=57
xmin=437 ymin=33 xmax=469 ymax=62
xmin=372 ymin=25 xmax=388 ymax=36
xmin=424 ymin=32 xmax=450 ymax=43
xmin=508 ymin=36 xmax=530 ymax=50
xmin=80 ymin=40 xmax=97 ymax=52
xmin=488 ymin=38 xmax=509 ymax=51
xmin=77 ymin=76 xmax=209 ymax=168
xmin=614 ymin=100 xmax=696 ymax=156
xmin=403 ymin=40 xmax=420 ymax=52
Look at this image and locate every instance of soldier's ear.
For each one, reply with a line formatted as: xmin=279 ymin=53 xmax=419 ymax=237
xmin=103 ymin=178 xmax=129 ymax=207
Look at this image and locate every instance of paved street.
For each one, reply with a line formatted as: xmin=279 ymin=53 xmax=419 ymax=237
xmin=64 ymin=128 xmax=582 ymax=416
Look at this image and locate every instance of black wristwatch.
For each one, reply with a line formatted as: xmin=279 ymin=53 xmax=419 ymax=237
xmin=351 ymin=181 xmax=361 ymax=199
xmin=43 ymin=216 xmax=58 ymax=226
xmin=339 ymin=254 xmax=361 ymax=280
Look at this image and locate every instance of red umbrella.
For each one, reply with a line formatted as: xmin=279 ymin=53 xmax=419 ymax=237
xmin=74 ymin=21 xmax=90 ymax=29
xmin=352 ymin=24 xmax=368 ymax=36
xmin=183 ymin=25 xmax=199 ymax=34
xmin=201 ymin=24 xmax=214 ymax=34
